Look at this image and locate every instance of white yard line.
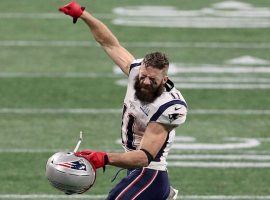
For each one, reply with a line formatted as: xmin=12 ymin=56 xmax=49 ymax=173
xmin=0 ymin=149 xmax=67 ymax=153
xmin=0 ymin=108 xmax=122 ymax=114
xmin=1 ymin=149 xmax=270 ymax=155
xmin=0 ymin=41 xmax=99 ymax=47
xmin=257 ymin=138 xmax=270 ymax=142
xmin=0 ymin=108 xmax=270 ymax=115
xmin=126 ymin=42 xmax=270 ymax=49
xmin=0 ymin=194 xmax=106 ymax=199
xmin=170 ymin=64 xmax=270 ymax=73
xmin=168 ymin=154 xmax=270 ymax=160
xmin=1 ymin=72 xmax=270 ymax=79
xmin=168 ymin=162 xmax=270 ymax=168
xmin=112 ymin=5 xmax=270 ymax=28
xmin=0 ymin=13 xmax=113 ymax=19
xmin=232 ymin=150 xmax=270 ymax=154
xmin=189 ymin=109 xmax=270 ymax=115
xmin=0 ymin=108 xmax=269 ymax=115
xmin=175 ymin=67 xmax=270 ymax=73
xmin=1 ymin=72 xmax=270 ymax=89
xmin=0 ymin=72 xmax=120 ymax=78
xmin=113 ymin=17 xmax=270 ymax=28
xmin=0 ymin=194 xmax=270 ymax=200
xmin=171 ymin=77 xmax=270 ymax=83
xmin=116 ymin=76 xmax=270 ymax=89
xmin=170 ymin=63 xmax=270 ymax=74
xmin=0 ymin=148 xmax=123 ymax=153
xmin=183 ymin=196 xmax=270 ymax=200
xmin=172 ymin=138 xmax=260 ymax=150
xmin=0 ymin=40 xmax=270 ymax=49
xmin=3 ymin=12 xmax=270 ymax=28
xmin=174 ymin=83 xmax=270 ymax=89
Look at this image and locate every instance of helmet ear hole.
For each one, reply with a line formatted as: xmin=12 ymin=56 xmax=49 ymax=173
xmin=46 ymin=152 xmax=96 ymax=194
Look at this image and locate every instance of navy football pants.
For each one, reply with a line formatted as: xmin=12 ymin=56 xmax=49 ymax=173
xmin=106 ymin=168 xmax=170 ymax=200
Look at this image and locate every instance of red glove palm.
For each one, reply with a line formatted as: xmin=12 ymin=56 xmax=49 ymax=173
xmin=59 ymin=1 xmax=85 ymax=24
xmin=75 ymin=150 xmax=109 ymax=170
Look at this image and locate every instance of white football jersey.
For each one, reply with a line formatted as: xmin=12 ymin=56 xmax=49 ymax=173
xmin=121 ymin=59 xmax=188 ymax=171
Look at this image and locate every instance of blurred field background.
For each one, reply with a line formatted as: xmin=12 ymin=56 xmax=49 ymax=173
xmin=0 ymin=0 xmax=269 ymax=199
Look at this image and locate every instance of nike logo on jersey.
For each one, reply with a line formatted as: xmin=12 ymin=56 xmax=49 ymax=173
xmin=175 ymin=106 xmax=182 ymax=111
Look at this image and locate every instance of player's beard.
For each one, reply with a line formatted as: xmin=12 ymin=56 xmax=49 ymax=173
xmin=134 ymin=75 xmax=164 ymax=104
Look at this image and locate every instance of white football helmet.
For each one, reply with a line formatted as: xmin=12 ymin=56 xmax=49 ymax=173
xmin=46 ymin=151 xmax=96 ymax=195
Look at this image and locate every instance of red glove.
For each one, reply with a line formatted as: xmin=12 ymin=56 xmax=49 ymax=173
xmin=75 ymin=149 xmax=109 ymax=170
xmin=59 ymin=1 xmax=85 ymax=24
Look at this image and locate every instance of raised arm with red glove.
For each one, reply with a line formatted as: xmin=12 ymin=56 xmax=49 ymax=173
xmin=58 ymin=2 xmax=173 ymax=171
xmin=58 ymin=1 xmax=135 ymax=75
xmin=59 ymin=1 xmax=85 ymax=24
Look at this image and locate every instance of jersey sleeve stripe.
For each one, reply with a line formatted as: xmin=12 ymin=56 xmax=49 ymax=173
xmin=129 ymin=62 xmax=141 ymax=74
xmin=164 ymin=79 xmax=174 ymax=92
xmin=149 ymin=99 xmax=187 ymax=122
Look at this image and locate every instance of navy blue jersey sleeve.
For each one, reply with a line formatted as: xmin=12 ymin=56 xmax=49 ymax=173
xmin=129 ymin=59 xmax=143 ymax=76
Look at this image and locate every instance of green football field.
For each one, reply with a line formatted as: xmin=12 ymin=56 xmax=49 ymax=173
xmin=0 ymin=0 xmax=270 ymax=199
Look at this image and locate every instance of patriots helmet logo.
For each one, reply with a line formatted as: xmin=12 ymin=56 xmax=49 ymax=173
xmin=168 ymin=113 xmax=183 ymax=123
xmin=57 ymin=160 xmax=87 ymax=171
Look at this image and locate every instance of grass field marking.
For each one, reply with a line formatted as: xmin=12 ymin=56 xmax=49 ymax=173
xmin=155 ymin=63 xmax=270 ymax=73
xmin=113 ymin=17 xmax=270 ymax=28
xmin=183 ymin=196 xmax=270 ymax=200
xmin=0 ymin=148 xmax=68 ymax=153
xmin=257 ymin=138 xmax=270 ymax=142
xmin=0 ymin=195 xmax=270 ymax=200
xmin=0 ymin=72 xmax=120 ymax=78
xmin=0 ymin=13 xmax=114 ymax=19
xmin=117 ymin=136 xmax=263 ymax=151
xmin=116 ymin=79 xmax=270 ymax=89
xmin=113 ymin=3 xmax=270 ymax=18
xmin=126 ymin=42 xmax=270 ymax=49
xmin=0 ymin=148 xmax=124 ymax=153
xmin=0 ymin=40 xmax=99 ymax=47
xmin=1 ymin=72 xmax=270 ymax=90
xmin=171 ymin=77 xmax=270 ymax=83
xmin=1 ymin=40 xmax=270 ymax=49
xmin=1 ymin=148 xmax=270 ymax=154
xmin=227 ymin=55 xmax=269 ymax=65
xmin=173 ymin=83 xmax=270 ymax=89
xmin=168 ymin=154 xmax=270 ymax=161
xmin=168 ymin=162 xmax=270 ymax=168
xmin=189 ymin=109 xmax=270 ymax=115
xmin=0 ymin=194 xmax=106 ymax=199
xmin=0 ymin=108 xmax=122 ymax=114
xmin=172 ymin=137 xmax=260 ymax=150
xmin=0 ymin=108 xmax=270 ymax=115
xmin=113 ymin=3 xmax=270 ymax=28
xmin=232 ymin=150 xmax=270 ymax=154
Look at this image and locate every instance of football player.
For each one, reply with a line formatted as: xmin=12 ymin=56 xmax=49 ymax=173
xmin=59 ymin=1 xmax=187 ymax=199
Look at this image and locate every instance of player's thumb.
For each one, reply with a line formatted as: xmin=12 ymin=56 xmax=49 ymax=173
xmin=59 ymin=7 xmax=69 ymax=15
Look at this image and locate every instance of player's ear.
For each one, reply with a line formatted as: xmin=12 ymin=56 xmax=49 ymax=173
xmin=162 ymin=76 xmax=168 ymax=84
